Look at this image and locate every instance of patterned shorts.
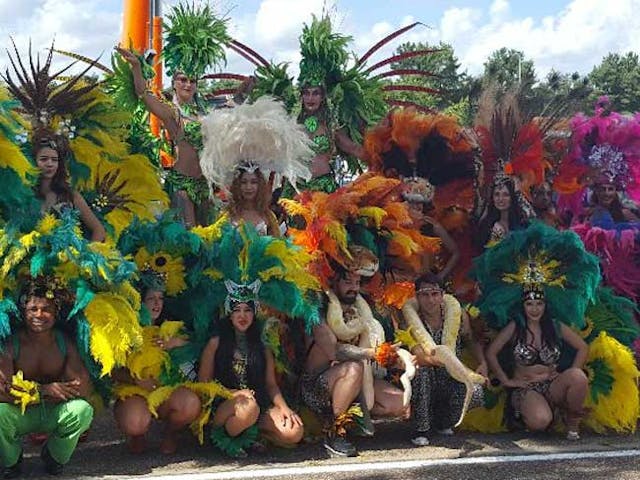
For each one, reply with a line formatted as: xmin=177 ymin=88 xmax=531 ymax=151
xmin=299 ymin=369 xmax=332 ymax=416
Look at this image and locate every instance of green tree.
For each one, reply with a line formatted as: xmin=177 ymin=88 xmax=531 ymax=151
xmin=589 ymin=52 xmax=640 ymax=113
xmin=530 ymin=69 xmax=592 ymax=116
xmin=482 ymin=48 xmax=536 ymax=89
xmin=388 ymin=41 xmax=470 ymax=110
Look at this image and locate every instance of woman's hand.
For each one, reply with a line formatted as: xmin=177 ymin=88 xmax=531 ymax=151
xmin=136 ymin=378 xmax=157 ymax=391
xmin=276 ymin=405 xmax=303 ymax=429
xmin=115 ymin=46 xmax=140 ymax=67
xmin=153 ymin=336 xmax=187 ymax=350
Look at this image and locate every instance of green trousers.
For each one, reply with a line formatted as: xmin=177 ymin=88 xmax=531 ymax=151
xmin=0 ymin=399 xmax=94 ymax=467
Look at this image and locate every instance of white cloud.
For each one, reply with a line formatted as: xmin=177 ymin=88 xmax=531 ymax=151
xmin=0 ymin=0 xmax=120 ymax=76
xmin=254 ymin=0 xmax=325 ymax=44
xmin=489 ymin=0 xmax=509 ymax=20
xmin=1 ymin=0 xmax=637 ymax=90
xmin=444 ymin=0 xmax=640 ymax=77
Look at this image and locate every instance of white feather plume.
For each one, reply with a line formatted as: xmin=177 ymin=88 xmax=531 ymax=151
xmin=200 ymin=96 xmax=314 ymax=192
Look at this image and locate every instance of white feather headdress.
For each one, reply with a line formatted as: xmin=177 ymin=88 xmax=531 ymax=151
xmin=200 ymin=96 xmax=314 ymax=191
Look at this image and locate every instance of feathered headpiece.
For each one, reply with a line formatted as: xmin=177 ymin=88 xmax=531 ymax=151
xmin=163 ymin=1 xmax=230 ymax=79
xmin=364 ymin=108 xmax=479 ymax=214
xmin=207 ymin=16 xmax=438 ymax=174
xmin=297 ymin=15 xmax=350 ymax=89
xmin=0 ymin=210 xmax=142 ymax=377
xmin=118 ymin=214 xmax=203 ymax=298
xmin=187 ymin=223 xmax=320 ymax=337
xmin=0 ymin=42 xmax=168 ymax=239
xmin=472 ymin=222 xmax=600 ymax=330
xmin=200 ymin=96 xmax=314 ymax=190
xmin=474 ymin=86 xmax=552 ymax=202
xmin=280 ymin=173 xmax=440 ymax=288
xmin=554 ymin=97 xmax=640 ymax=202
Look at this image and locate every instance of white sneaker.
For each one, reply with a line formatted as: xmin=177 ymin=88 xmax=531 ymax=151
xmin=411 ymin=435 xmax=430 ymax=446
xmin=438 ymin=428 xmax=454 ymax=436
xmin=566 ymin=430 xmax=580 ymax=441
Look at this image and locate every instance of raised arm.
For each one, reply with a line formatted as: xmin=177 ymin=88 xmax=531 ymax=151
xmin=115 ymin=47 xmax=181 ymax=138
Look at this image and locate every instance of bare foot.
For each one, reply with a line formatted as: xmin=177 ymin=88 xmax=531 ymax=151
xmin=128 ymin=435 xmax=147 ymax=454
xmin=159 ymin=431 xmax=178 ymax=455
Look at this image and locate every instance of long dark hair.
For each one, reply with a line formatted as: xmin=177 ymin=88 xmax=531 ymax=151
xmin=33 ymin=132 xmax=74 ymax=204
xmin=214 ymin=310 xmax=268 ymax=405
xmin=477 ymin=179 xmax=524 ymax=248
xmin=514 ymin=301 xmax=559 ymax=349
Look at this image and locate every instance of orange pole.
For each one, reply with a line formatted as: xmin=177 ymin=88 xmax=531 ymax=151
xmin=150 ymin=15 xmax=163 ymax=140
xmin=121 ymin=0 xmax=150 ymax=52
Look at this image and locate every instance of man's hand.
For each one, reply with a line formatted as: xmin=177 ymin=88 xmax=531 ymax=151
xmin=41 ymin=380 xmax=81 ymax=402
xmin=475 ymin=361 xmax=489 ymax=380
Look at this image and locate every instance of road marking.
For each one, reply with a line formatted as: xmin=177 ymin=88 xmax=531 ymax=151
xmin=113 ymin=449 xmax=640 ymax=480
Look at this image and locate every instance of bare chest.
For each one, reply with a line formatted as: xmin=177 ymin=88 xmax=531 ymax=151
xmin=15 ymin=343 xmax=66 ymax=384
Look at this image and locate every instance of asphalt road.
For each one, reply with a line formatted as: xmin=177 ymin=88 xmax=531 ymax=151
xmin=13 ymin=412 xmax=640 ymax=479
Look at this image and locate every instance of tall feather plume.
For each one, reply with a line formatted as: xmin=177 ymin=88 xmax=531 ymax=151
xmin=1 ymin=39 xmax=99 ymax=129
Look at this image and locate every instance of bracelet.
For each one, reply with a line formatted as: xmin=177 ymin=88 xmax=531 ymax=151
xmin=136 ymin=89 xmax=153 ymax=99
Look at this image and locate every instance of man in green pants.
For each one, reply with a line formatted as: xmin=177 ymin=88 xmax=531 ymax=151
xmin=0 ymin=279 xmax=94 ymax=478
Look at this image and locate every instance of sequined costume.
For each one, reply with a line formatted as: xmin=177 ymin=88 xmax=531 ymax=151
xmin=509 ymin=339 xmax=561 ymax=419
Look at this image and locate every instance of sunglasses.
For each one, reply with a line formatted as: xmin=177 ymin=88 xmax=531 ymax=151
xmin=175 ymin=76 xmax=197 ymax=84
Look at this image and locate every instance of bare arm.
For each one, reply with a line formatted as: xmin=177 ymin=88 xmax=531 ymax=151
xmin=461 ymin=310 xmax=487 ymax=373
xmin=115 ymin=47 xmax=181 ymax=138
xmin=560 ymin=324 xmax=589 ymax=369
xmin=198 ymin=337 xmax=219 ymax=382
xmin=264 ymin=349 xmax=287 ymax=409
xmin=73 ymin=192 xmax=106 ymax=242
xmin=430 ymin=219 xmax=460 ymax=281
xmin=486 ymin=321 xmax=516 ymax=385
xmin=0 ymin=343 xmax=15 ymax=402
xmin=623 ymin=208 xmax=640 ymax=222
xmin=312 ymin=323 xmax=373 ymax=362
xmin=335 ymin=128 xmax=365 ymax=160
xmin=63 ymin=341 xmax=93 ymax=399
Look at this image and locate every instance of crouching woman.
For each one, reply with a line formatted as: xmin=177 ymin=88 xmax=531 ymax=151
xmin=199 ymin=300 xmax=303 ymax=457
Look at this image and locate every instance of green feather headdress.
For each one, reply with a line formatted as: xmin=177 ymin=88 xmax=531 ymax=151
xmin=298 ymin=15 xmax=351 ymax=90
xmin=472 ymin=222 xmax=601 ymax=330
xmin=163 ymin=1 xmax=231 ymax=79
xmin=0 ymin=210 xmax=142 ymax=379
xmin=190 ymin=223 xmax=320 ymax=339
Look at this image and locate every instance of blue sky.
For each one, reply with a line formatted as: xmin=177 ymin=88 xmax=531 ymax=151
xmin=0 ymin=0 xmax=637 ymax=80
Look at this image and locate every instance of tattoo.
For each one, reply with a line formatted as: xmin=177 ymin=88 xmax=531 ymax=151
xmin=336 ymin=344 xmax=371 ymax=361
